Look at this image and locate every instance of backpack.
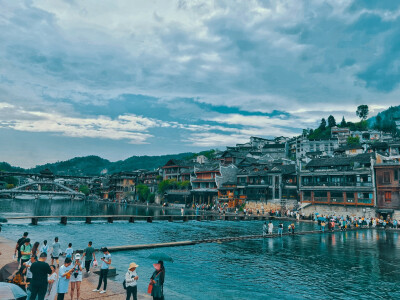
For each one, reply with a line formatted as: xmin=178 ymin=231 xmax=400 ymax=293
xmin=123 ymin=279 xmax=127 ymax=290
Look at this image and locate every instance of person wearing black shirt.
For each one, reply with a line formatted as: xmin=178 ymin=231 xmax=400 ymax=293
xmin=29 ymin=252 xmax=52 ymax=300
xmin=15 ymin=232 xmax=28 ymax=263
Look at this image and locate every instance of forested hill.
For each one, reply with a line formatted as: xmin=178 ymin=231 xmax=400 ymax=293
xmin=0 ymin=152 xmax=196 ymax=176
xmin=369 ymin=105 xmax=400 ymax=133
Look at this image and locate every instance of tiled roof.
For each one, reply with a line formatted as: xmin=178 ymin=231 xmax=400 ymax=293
xmin=306 ymin=153 xmax=374 ymax=168
xmin=263 ymin=143 xmax=285 ymax=149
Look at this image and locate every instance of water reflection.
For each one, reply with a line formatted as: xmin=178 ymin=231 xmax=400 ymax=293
xmin=1 ymin=199 xmax=400 ymax=299
xmin=0 ymin=198 xmax=185 ymax=217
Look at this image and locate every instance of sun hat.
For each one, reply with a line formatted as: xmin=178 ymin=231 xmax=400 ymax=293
xmin=129 ymin=262 xmax=139 ymax=269
xmin=153 ymin=263 xmax=161 ymax=271
xmin=74 ymin=254 xmax=81 ymax=260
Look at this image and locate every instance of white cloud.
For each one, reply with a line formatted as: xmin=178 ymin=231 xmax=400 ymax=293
xmin=0 ymin=105 xmax=165 ymax=143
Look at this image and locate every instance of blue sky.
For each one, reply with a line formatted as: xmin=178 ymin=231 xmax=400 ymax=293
xmin=1 ymin=0 xmax=400 ymax=167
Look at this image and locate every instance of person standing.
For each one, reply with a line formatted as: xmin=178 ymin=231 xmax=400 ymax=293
xmin=57 ymin=257 xmax=74 ymax=300
xmin=40 ymin=240 xmax=49 ymax=256
xmin=24 ymin=255 xmax=36 ymax=284
xmin=29 ymin=253 xmax=52 ymax=300
xmin=278 ymin=222 xmax=283 ymax=236
xmin=20 ymin=238 xmax=32 ymax=272
xmin=24 ymin=255 xmax=36 ymax=299
xmin=268 ymin=221 xmax=274 ymax=235
xmin=15 ymin=232 xmax=29 ymax=263
xmin=321 ymin=221 xmax=326 ymax=232
xmin=262 ymin=222 xmax=267 ymax=237
xmin=51 ymin=237 xmax=61 ymax=268
xmin=32 ymin=242 xmax=40 ymax=257
xmin=290 ymin=223 xmax=295 ymax=235
xmin=93 ymin=247 xmax=111 ymax=294
xmin=70 ymin=254 xmax=83 ymax=300
xmin=125 ymin=262 xmax=139 ymax=300
xmin=64 ymin=243 xmax=73 ymax=260
xmin=150 ymin=261 xmax=165 ymax=300
xmin=82 ymin=241 xmax=96 ymax=273
xmin=45 ymin=265 xmax=58 ymax=300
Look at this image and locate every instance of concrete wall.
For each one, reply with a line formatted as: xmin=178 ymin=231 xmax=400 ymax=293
xmin=301 ymin=204 xmax=376 ymax=218
xmin=245 ymin=199 xmax=297 ymax=212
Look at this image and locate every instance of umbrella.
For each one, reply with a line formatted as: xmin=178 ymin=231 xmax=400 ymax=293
xmin=0 ymin=282 xmax=27 ymax=299
xmin=0 ymin=216 xmax=7 ymax=223
xmin=0 ymin=261 xmax=19 ymax=282
xmin=148 ymin=253 xmax=174 ymax=262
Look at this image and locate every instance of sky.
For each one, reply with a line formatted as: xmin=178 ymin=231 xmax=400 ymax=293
xmin=1 ymin=0 xmax=400 ymax=168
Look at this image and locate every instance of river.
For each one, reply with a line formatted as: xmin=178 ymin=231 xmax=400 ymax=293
xmin=1 ymin=199 xmax=399 ymax=299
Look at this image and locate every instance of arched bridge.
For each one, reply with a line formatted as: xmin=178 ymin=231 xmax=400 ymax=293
xmin=0 ymin=180 xmax=85 ymax=199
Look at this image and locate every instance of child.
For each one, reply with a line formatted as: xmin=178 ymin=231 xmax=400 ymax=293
xmin=40 ymin=240 xmax=49 ymax=256
xmin=65 ymin=243 xmax=73 ymax=259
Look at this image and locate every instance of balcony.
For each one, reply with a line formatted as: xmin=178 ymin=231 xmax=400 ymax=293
xmin=330 ymin=197 xmax=344 ymax=203
xmin=301 ymin=182 xmax=372 ymax=187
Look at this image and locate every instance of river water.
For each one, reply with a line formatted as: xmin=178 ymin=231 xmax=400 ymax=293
xmin=1 ymin=199 xmax=400 ymax=299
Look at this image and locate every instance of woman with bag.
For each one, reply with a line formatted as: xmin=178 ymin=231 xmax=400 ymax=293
xmin=70 ymin=254 xmax=83 ymax=300
xmin=125 ymin=262 xmax=139 ymax=300
xmin=45 ymin=265 xmax=58 ymax=300
xmin=149 ymin=261 xmax=165 ymax=300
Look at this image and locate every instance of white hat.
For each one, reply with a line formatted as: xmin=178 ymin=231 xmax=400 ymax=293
xmin=74 ymin=254 xmax=81 ymax=260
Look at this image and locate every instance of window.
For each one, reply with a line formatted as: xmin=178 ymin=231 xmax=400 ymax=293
xmin=385 ymin=192 xmax=392 ymax=202
xmin=346 ymin=192 xmax=355 ymax=202
xmin=331 ymin=191 xmax=343 ymax=202
xmin=395 ymin=170 xmax=399 ymax=181
xmin=383 ymin=172 xmax=391 ymax=183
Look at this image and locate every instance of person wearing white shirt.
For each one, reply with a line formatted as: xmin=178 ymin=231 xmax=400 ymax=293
xmin=125 ymin=262 xmax=139 ymax=300
xmin=40 ymin=240 xmax=49 ymax=256
xmin=268 ymin=221 xmax=274 ymax=234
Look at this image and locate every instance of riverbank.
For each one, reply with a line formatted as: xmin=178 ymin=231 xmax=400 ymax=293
xmin=86 ymin=198 xmax=315 ymax=223
xmin=0 ymin=236 xmax=150 ymax=299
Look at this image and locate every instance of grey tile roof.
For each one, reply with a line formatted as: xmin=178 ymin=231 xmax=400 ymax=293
xmin=306 ymin=153 xmax=374 ymax=168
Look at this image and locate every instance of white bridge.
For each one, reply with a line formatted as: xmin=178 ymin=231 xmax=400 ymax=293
xmin=0 ymin=180 xmax=85 ymax=199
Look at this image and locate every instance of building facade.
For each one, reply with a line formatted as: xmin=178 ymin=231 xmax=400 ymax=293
xmin=300 ymin=154 xmax=376 ymax=216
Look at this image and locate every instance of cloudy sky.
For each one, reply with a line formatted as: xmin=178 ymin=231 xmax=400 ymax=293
xmin=1 ymin=0 xmax=400 ymax=167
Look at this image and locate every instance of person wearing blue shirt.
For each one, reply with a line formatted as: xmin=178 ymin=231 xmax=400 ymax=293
xmin=93 ymin=247 xmax=111 ymax=294
xmin=57 ymin=257 xmax=74 ymax=300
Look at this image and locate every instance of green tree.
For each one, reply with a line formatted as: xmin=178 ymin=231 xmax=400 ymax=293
xmin=327 ymin=115 xmax=336 ymax=127
xmin=319 ymin=118 xmax=327 ymax=130
xmin=374 ymin=115 xmax=382 ymax=130
xmin=6 ymin=183 xmax=14 ymax=189
xmin=79 ymin=185 xmax=90 ymax=196
xmin=4 ymin=176 xmax=18 ymax=186
xmin=340 ymin=116 xmax=347 ymax=127
xmin=347 ymin=136 xmax=360 ymax=145
xmin=136 ymin=184 xmax=150 ymax=202
xmin=147 ymin=193 xmax=155 ymax=203
xmin=177 ymin=180 xmax=190 ymax=190
xmin=356 ymin=105 xmax=369 ymax=120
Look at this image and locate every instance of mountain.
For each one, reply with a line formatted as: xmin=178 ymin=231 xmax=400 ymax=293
xmin=0 ymin=162 xmax=25 ymax=173
xmin=28 ymin=155 xmax=111 ymax=176
xmin=0 ymin=153 xmax=196 ymax=176
xmin=369 ymin=105 xmax=400 ymax=134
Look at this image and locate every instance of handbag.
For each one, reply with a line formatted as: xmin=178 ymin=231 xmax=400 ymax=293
xmin=148 ymin=270 xmax=161 ymax=294
xmin=147 ymin=282 xmax=153 ymax=294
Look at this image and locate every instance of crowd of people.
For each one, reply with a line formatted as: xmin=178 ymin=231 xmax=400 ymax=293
xmin=315 ymin=214 xmax=400 ymax=231
xmin=12 ymin=232 xmax=166 ymax=300
xmin=262 ymin=221 xmax=295 ymax=236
